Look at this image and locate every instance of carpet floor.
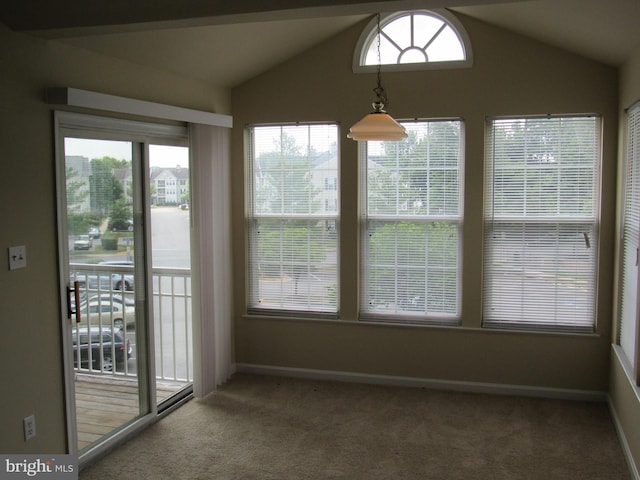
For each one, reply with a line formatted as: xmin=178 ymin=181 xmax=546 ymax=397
xmin=81 ymin=373 xmax=631 ymax=479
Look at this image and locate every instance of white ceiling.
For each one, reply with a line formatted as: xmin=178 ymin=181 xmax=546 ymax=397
xmin=3 ymin=0 xmax=640 ymax=89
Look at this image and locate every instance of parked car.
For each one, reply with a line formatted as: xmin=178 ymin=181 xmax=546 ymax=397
xmin=78 ymin=296 xmax=136 ymax=330
xmin=74 ymin=235 xmax=93 ymax=250
xmin=82 ymin=293 xmax=135 ymax=309
xmin=88 ymin=226 xmax=101 ymax=239
xmin=98 ymin=261 xmax=135 ymax=291
xmin=71 ymin=261 xmax=134 ymax=292
xmin=111 ymin=219 xmax=134 ymax=232
xmin=72 ymin=326 xmax=132 ymax=372
xmin=70 ymin=292 xmax=134 ymax=319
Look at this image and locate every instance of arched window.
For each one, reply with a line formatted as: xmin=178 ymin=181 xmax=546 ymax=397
xmin=353 ymin=10 xmax=472 ymax=72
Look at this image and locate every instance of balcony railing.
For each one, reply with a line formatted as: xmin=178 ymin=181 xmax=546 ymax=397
xmin=69 ymin=263 xmax=193 ymax=384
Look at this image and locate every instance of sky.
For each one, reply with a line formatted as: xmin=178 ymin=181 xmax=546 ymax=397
xmin=65 ymin=138 xmax=189 ymax=168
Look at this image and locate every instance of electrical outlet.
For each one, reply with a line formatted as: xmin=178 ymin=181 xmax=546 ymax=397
xmin=8 ymin=245 xmax=27 ymax=270
xmin=23 ymin=415 xmax=36 ymax=441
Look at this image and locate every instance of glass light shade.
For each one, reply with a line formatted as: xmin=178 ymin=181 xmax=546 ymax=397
xmin=347 ymin=111 xmax=408 ymax=141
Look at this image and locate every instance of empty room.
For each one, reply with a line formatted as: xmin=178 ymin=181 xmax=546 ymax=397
xmin=1 ymin=0 xmax=640 ymax=478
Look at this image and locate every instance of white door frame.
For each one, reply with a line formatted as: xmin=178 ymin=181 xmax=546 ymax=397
xmin=54 ymin=111 xmax=188 ymax=462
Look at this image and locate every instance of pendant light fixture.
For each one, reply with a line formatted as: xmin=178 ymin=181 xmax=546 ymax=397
xmin=347 ymin=13 xmax=407 ymax=142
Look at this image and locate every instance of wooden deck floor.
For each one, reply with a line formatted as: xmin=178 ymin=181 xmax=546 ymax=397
xmin=75 ymin=374 xmax=188 ymax=450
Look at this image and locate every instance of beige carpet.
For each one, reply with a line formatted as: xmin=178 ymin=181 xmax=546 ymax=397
xmin=81 ymin=373 xmax=630 ymax=479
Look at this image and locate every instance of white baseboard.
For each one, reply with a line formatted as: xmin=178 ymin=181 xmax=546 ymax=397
xmin=235 ymin=363 xmax=607 ymax=402
xmin=608 ymin=394 xmax=640 ymax=480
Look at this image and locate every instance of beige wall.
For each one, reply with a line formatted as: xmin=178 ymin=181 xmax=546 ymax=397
xmin=231 ymin=14 xmax=619 ymax=391
xmin=0 ymin=24 xmax=229 ymax=453
xmin=609 ymin=44 xmax=640 ymax=476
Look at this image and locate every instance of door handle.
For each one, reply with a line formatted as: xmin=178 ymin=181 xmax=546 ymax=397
xmin=67 ymin=280 xmax=82 ymax=323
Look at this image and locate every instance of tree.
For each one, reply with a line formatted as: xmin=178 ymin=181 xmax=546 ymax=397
xmin=66 ymin=166 xmax=102 ymax=235
xmin=89 ymin=157 xmax=126 ymax=215
xmin=366 ymin=121 xmax=461 ymax=314
xmin=66 ymin=166 xmax=89 ymax=213
xmin=149 ymin=183 xmax=157 ymax=205
xmin=108 ymin=199 xmax=132 ymax=231
xmin=254 ymin=132 xmax=327 ymax=294
xmin=490 ymin=117 xmax=597 ymax=218
xmin=180 ymin=182 xmax=190 ymax=205
xmin=368 ymin=221 xmax=458 ymax=312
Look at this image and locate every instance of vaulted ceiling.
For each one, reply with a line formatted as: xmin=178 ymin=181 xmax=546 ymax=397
xmin=2 ymin=0 xmax=639 ymax=88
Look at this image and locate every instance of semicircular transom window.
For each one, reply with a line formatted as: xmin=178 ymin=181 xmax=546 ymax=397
xmin=353 ymin=10 xmax=473 ymax=72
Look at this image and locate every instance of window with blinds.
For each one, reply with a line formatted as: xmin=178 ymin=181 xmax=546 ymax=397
xmin=360 ymin=119 xmax=463 ymax=324
xmin=618 ymin=103 xmax=640 ymax=374
xmin=483 ymin=115 xmax=601 ymax=332
xmin=247 ymin=123 xmax=339 ymax=316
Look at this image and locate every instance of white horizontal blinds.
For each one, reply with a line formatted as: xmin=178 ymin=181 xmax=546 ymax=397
xmin=362 ymin=120 xmax=462 ymax=323
xmin=619 ymin=104 xmax=640 ymax=369
xmin=484 ymin=115 xmax=600 ymax=331
xmin=247 ymin=124 xmax=339 ymax=315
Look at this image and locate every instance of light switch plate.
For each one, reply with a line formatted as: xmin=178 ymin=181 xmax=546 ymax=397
xmin=8 ymin=245 xmax=27 ymax=270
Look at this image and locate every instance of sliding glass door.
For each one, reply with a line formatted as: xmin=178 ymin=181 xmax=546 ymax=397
xmin=149 ymin=145 xmax=194 ymax=409
xmin=56 ymin=112 xmax=192 ymax=461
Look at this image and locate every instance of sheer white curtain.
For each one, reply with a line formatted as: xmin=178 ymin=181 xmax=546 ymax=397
xmin=190 ymin=123 xmax=233 ymax=396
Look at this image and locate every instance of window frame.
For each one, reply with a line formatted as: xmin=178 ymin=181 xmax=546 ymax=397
xmin=359 ymin=118 xmax=464 ymax=326
xmin=483 ymin=114 xmax=602 ymax=333
xmin=246 ymin=122 xmax=340 ymax=318
xmin=618 ymin=101 xmax=640 ymax=383
xmin=352 ymin=9 xmax=473 ymax=74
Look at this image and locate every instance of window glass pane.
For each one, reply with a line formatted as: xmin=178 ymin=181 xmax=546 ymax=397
xmin=484 ymin=222 xmax=596 ymax=328
xmin=248 ymin=124 xmax=339 ymax=315
xmin=361 ymin=11 xmax=467 ymax=67
xmin=378 ymin=34 xmax=401 ymax=64
xmin=413 ymin=14 xmax=445 ymax=47
xmin=489 ymin=117 xmax=598 ymax=218
xmin=362 ymin=120 xmax=462 ymax=323
xmin=367 ymin=121 xmax=461 ymax=217
xmin=399 ymin=48 xmax=428 ymax=64
xmin=252 ymin=218 xmax=337 ymax=312
xmin=366 ymin=220 xmax=458 ymax=316
xmin=426 ymin=26 xmax=465 ymax=61
xmin=484 ymin=115 xmax=600 ymax=331
xmin=383 ymin=15 xmax=412 ymax=50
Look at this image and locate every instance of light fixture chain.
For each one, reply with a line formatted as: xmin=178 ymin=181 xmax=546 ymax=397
xmin=374 ymin=12 xmax=388 ymax=109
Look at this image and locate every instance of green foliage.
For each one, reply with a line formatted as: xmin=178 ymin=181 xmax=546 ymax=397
xmin=491 ymin=117 xmax=597 ymax=216
xmin=257 ymin=219 xmax=326 ymax=290
xmin=368 ymin=121 xmax=460 ymax=217
xmin=149 ymin=183 xmax=158 ymax=205
xmin=365 ymin=121 xmax=461 ymax=313
xmin=368 ymin=221 xmax=458 ymax=311
xmin=90 ymin=157 xmax=126 ymax=215
xmin=100 ymin=233 xmax=118 ymax=251
xmin=255 ymin=133 xmax=322 ymax=215
xmin=108 ymin=199 xmax=132 ymax=231
xmin=326 ymin=283 xmax=337 ymax=303
xmin=66 ymin=166 xmax=89 ymax=214
xmin=67 ymin=213 xmax=101 ymax=236
xmin=254 ymin=132 xmax=328 ymax=285
xmin=181 ymin=182 xmax=190 ymax=205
